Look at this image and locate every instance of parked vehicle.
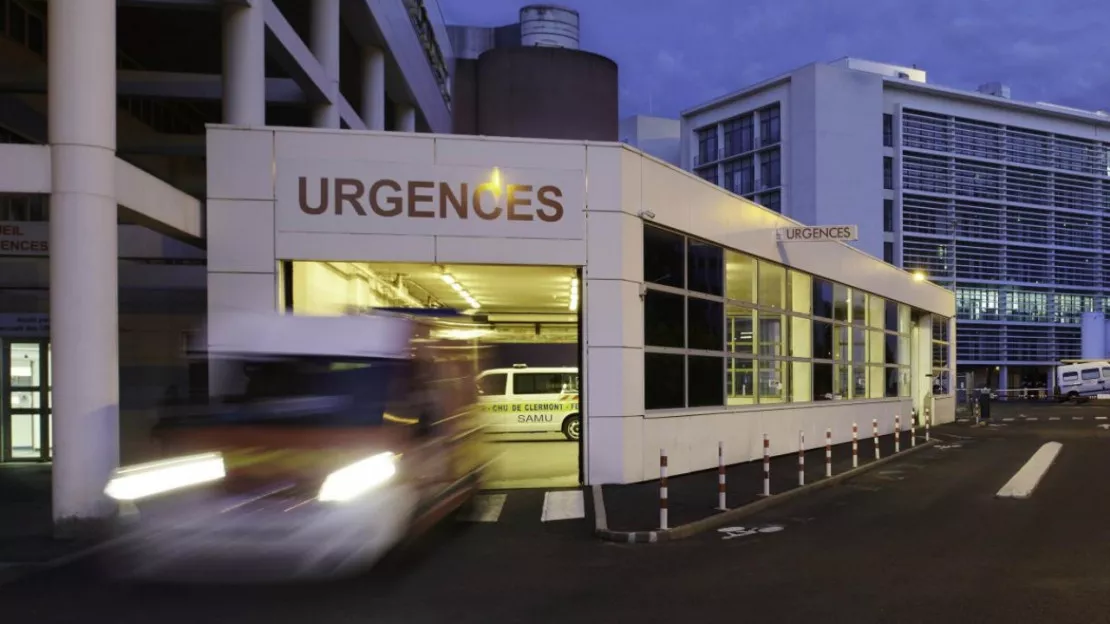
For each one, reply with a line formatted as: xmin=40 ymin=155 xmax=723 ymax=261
xmin=1054 ymin=359 xmax=1110 ymax=401
xmin=474 ymin=365 xmax=581 ymax=441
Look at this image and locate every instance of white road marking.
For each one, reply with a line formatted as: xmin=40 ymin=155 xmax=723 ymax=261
xmin=1072 ymin=416 xmax=1086 ymax=421
xmin=1049 ymin=417 xmax=1060 ymax=421
xmin=459 ymin=493 xmax=508 ymax=522
xmin=1098 ymin=424 xmax=1110 ymax=430
xmin=996 ymin=442 xmax=1063 ymax=499
xmin=719 ymin=525 xmax=784 ymax=540
xmin=541 ymin=490 xmax=585 ymax=522
xmin=1003 ymin=418 xmax=1015 ymax=422
xmin=1097 ymin=417 xmax=1108 ymax=421
xmin=1027 ymin=417 xmax=1039 ymax=421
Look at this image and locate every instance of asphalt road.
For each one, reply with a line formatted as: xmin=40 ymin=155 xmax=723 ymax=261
xmin=5 ymin=409 xmax=1110 ymax=623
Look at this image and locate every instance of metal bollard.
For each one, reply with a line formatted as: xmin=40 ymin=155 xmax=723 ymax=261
xmin=716 ymin=442 xmax=726 ymax=511
xmin=659 ymin=449 xmax=668 ymax=530
xmin=873 ymin=418 xmax=880 ymax=460
xmin=911 ymin=412 xmax=917 ymax=447
xmin=852 ymin=422 xmax=859 ymax=468
xmin=926 ymin=410 xmax=932 ymax=441
xmin=825 ymin=428 xmax=832 ymax=478
xmin=798 ymin=431 xmax=805 ymax=486
xmin=762 ymin=434 xmax=771 ymax=497
xmin=895 ymin=414 xmax=901 ymax=453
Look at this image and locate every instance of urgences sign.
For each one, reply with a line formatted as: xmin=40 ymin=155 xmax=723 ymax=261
xmin=298 ymin=177 xmax=565 ymax=223
xmin=276 ymin=160 xmax=584 ymax=239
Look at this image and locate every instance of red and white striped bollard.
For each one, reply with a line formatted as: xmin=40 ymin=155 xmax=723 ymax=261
xmin=926 ymin=410 xmax=931 ymax=441
xmin=873 ymin=418 xmax=880 ymax=460
xmin=825 ymin=428 xmax=832 ymax=478
xmin=762 ymin=434 xmax=771 ymax=497
xmin=911 ymin=412 xmax=917 ymax=447
xmin=895 ymin=414 xmax=901 ymax=453
xmin=716 ymin=441 xmax=726 ymax=511
xmin=798 ymin=431 xmax=805 ymax=486
xmin=659 ymin=449 xmax=668 ymax=530
xmin=852 ymin=422 xmax=859 ymax=468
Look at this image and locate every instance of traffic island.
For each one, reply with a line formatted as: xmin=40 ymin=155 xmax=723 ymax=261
xmin=593 ymin=433 xmax=940 ymax=543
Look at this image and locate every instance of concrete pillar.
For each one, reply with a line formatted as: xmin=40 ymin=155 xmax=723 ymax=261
xmin=395 ymin=102 xmax=417 ymax=133
xmin=47 ymin=0 xmax=119 ymax=532
xmin=361 ymin=46 xmax=386 ymax=130
xmin=997 ymin=366 xmax=1009 ymax=392
xmin=222 ymin=1 xmax=266 ymax=125
xmin=310 ymin=0 xmax=340 ymax=128
xmin=1081 ymin=311 xmax=1106 ymax=360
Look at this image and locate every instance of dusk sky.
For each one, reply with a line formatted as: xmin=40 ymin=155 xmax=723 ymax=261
xmin=440 ymin=0 xmax=1110 ymax=119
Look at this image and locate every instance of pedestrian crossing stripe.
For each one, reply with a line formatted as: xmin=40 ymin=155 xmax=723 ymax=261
xmin=458 ymin=491 xmax=587 ymax=523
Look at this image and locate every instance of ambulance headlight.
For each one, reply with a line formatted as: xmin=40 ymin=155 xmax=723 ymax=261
xmin=318 ymin=452 xmax=397 ymax=503
xmin=104 ymin=452 xmax=225 ymax=502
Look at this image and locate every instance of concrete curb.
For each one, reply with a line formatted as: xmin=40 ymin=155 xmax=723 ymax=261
xmin=594 ymin=438 xmax=939 ymax=543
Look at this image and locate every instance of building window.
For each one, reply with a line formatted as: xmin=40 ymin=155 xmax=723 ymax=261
xmin=697 ymin=166 xmax=719 ymax=186
xmin=760 ymin=148 xmax=781 ymax=189
xmin=883 ymin=157 xmax=894 ymax=190
xmin=758 ymin=190 xmax=781 ymax=214
xmin=883 ymin=199 xmax=894 ymax=232
xmin=931 ymin=316 xmax=951 ymax=395
xmin=883 ymin=242 xmax=894 ymax=264
xmin=696 ymin=126 xmax=718 ymax=166
xmin=645 ymin=224 xmax=921 ymax=409
xmin=883 ymin=114 xmax=893 ymax=147
xmin=759 ymin=104 xmax=781 ymax=146
xmin=723 ymin=115 xmax=754 ymax=157
xmin=0 ymin=194 xmax=49 ymax=221
xmin=723 ymin=157 xmax=754 ymax=196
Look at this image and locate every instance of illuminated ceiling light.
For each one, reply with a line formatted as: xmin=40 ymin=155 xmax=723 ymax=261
xmin=441 ymin=273 xmax=456 ymax=285
xmin=451 ymin=282 xmax=464 ymax=292
xmin=568 ymin=275 xmax=580 ymax=311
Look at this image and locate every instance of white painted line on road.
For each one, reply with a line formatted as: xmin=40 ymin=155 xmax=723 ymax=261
xmin=1027 ymin=417 xmax=1039 ymax=421
xmin=459 ymin=493 xmax=507 ymax=522
xmin=1072 ymin=416 xmax=1086 ymax=421
xmin=1049 ymin=417 xmax=1060 ymax=421
xmin=541 ymin=490 xmax=585 ymax=522
xmin=1097 ymin=417 xmax=1108 ymax=421
xmin=996 ymin=442 xmax=1063 ymax=500
xmin=1003 ymin=418 xmax=1015 ymax=422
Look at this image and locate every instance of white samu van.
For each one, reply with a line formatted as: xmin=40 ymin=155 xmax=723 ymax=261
xmin=1055 ymin=360 xmax=1110 ymax=400
xmin=475 ymin=365 xmax=581 ymax=441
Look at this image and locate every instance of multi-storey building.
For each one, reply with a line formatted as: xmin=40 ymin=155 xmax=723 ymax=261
xmin=680 ymin=57 xmax=1110 ymax=390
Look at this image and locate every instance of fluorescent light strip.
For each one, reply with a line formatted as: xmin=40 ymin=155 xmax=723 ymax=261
xmin=569 ymin=277 xmax=579 ymax=311
xmin=441 ymin=272 xmax=480 ymax=309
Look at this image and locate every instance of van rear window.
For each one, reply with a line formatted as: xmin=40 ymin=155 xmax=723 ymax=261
xmin=1062 ymin=372 xmax=1079 ymax=381
xmin=1082 ymin=368 xmax=1100 ymax=380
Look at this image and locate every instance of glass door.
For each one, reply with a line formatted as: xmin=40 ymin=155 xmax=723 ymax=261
xmin=3 ymin=341 xmax=51 ymax=462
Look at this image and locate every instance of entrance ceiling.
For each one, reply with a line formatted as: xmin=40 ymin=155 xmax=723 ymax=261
xmin=364 ymin=262 xmax=577 ymax=315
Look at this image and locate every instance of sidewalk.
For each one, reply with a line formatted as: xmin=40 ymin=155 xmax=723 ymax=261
xmin=600 ymin=429 xmax=940 ymax=537
xmin=0 ymin=465 xmax=98 ymax=567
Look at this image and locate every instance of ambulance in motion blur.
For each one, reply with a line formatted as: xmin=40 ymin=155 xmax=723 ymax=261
xmin=102 ymin=311 xmax=490 ymax=581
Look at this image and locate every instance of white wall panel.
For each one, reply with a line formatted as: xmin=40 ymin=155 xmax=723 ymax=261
xmin=206 ymin=127 xmax=275 ymax=201
xmin=586 ymin=346 xmax=643 ymax=418
xmin=584 ymin=279 xmax=640 ymax=348
xmin=587 ymin=415 xmax=644 ymax=484
xmin=0 ymin=144 xmax=50 ymax=193
xmin=206 ymin=199 xmax=275 ymax=273
xmin=584 ymin=210 xmax=641 ymax=281
xmin=277 ymin=232 xmax=436 ymax=262
xmin=434 ymin=235 xmax=585 ymax=266
xmin=434 ymin=135 xmax=587 ymax=171
xmin=273 ymin=127 xmax=435 ymax=164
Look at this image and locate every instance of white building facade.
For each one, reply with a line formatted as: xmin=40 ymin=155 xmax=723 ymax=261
xmin=0 ymin=0 xmax=454 ymax=529
xmin=207 ymin=126 xmax=955 ymax=484
xmin=681 ymin=57 xmax=1110 ymax=391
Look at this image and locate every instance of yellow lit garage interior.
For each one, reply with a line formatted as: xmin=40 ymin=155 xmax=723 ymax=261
xmin=284 ymin=261 xmax=582 ymax=490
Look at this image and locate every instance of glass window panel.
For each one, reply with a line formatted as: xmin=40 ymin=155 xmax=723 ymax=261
xmin=835 ymin=364 xmax=850 ymax=399
xmin=790 ymin=270 xmax=812 ymax=315
xmin=852 ymin=327 xmax=867 ymax=362
xmin=932 ymin=316 xmax=950 ymax=342
xmin=899 ymin=366 xmax=911 ymax=397
xmin=688 ymin=298 xmax=724 ymax=351
xmin=644 ymin=290 xmax=685 ymax=348
xmin=836 ymin=325 xmax=850 ymax=361
xmin=813 ymin=363 xmax=834 ymax=401
xmin=833 ymin=284 xmax=850 ymax=321
xmin=898 ymin=336 xmax=911 ymax=366
xmin=727 ymin=358 xmax=755 ymax=405
xmin=852 ymin=365 xmax=867 ymax=398
xmin=790 ymin=315 xmax=811 ymax=358
xmin=758 ymin=359 xmax=787 ymax=403
xmin=643 ymin=225 xmax=685 ymax=288
xmin=868 ymin=295 xmax=885 ymax=328
xmin=725 ymin=250 xmax=756 ymax=303
xmin=851 ymin=290 xmax=867 ymax=325
xmin=687 ymin=240 xmax=724 ymax=296
xmin=9 ymin=343 xmax=41 ymax=387
xmin=885 ymin=333 xmax=898 ymax=365
xmin=645 ymin=353 xmax=685 ymax=409
xmin=868 ymin=365 xmax=885 ymax=398
xmin=898 ymin=304 xmax=912 ymax=334
xmin=884 ymin=300 xmax=899 ymax=332
xmin=688 ymin=356 xmax=724 ymax=407
xmin=812 ymin=321 xmax=834 ymax=360
xmin=10 ymin=2 xmax=25 ymax=42
xmin=868 ymin=329 xmax=884 ymax=365
xmin=726 ymin=306 xmax=755 ymax=354
xmin=932 ymin=342 xmax=949 ymax=367
xmin=881 ymin=367 xmax=897 ymax=398
xmin=478 ymin=373 xmax=507 ymax=396
xmin=812 ymin=278 xmax=834 ymax=319
xmin=757 ymin=260 xmax=787 ymax=309
xmin=791 ymin=361 xmax=812 ymax=402
xmin=758 ymin=311 xmax=786 ymax=357
xmin=932 ymin=369 xmax=951 ymax=395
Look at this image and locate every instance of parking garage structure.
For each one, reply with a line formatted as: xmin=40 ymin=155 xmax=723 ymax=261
xmin=206 ymin=125 xmax=955 ymax=485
